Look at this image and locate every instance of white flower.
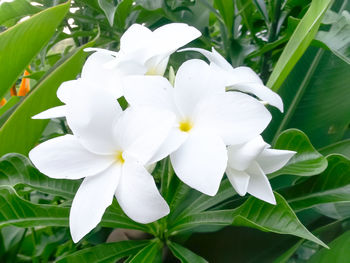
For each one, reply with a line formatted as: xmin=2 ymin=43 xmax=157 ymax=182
xmin=123 ymin=59 xmax=272 ymax=196
xmin=83 ymin=23 xmax=201 ymax=97
xmin=226 ymin=136 xmax=296 ymax=204
xmin=29 ymin=89 xmax=175 ymax=242
xmin=181 ymin=47 xmax=284 ymax=112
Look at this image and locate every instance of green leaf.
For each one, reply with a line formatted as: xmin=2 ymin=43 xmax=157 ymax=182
xmin=0 ymin=153 xmax=80 ymax=199
xmin=314 ymin=201 xmax=350 ymax=220
xmin=266 ymin=47 xmax=350 ymax=148
xmin=56 ymin=240 xmax=149 ymax=263
xmin=0 ymin=1 xmax=70 ymax=98
xmin=169 ymin=192 xmax=326 ymax=247
xmin=214 ymin=0 xmax=234 ymax=34
xmin=0 ymin=0 xmax=40 ymax=25
xmin=316 ymin=10 xmax=350 ymax=64
xmin=168 ymin=241 xmax=208 ymax=263
xmin=309 ymin=231 xmax=350 ymax=263
xmin=282 ymin=154 xmax=350 ymax=211
xmin=273 ymin=240 xmax=303 ymax=263
xmin=97 ymin=0 xmax=117 ymax=26
xmin=269 ymin=129 xmax=328 ymax=178
xmin=127 ymin=240 xmax=162 ymax=263
xmin=319 ymin=139 xmax=350 ymax=159
xmin=0 ymin=41 xmax=93 ymax=156
xmin=267 ymin=0 xmax=332 ymax=92
xmin=134 ymin=0 xmax=162 ymax=10
xmin=0 ymin=185 xmax=69 ymax=228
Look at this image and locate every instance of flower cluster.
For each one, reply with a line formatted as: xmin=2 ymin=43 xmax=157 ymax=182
xmin=29 ymin=23 xmax=295 ymax=243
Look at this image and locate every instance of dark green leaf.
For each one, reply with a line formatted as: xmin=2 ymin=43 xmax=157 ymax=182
xmin=97 ymin=0 xmax=117 ymax=26
xmin=316 ymin=10 xmax=350 ymax=64
xmin=309 ymin=231 xmax=350 ymax=263
xmin=134 ymin=0 xmax=162 ymax=10
xmin=0 ymin=153 xmax=79 ymax=199
xmin=319 ymin=139 xmax=350 ymax=159
xmin=168 ymin=241 xmax=208 ymax=263
xmin=56 ymin=240 xmax=149 ymax=263
xmin=214 ymin=0 xmax=234 ymax=34
xmin=269 ymin=129 xmax=328 ymax=178
xmin=282 ymin=154 xmax=350 ymax=211
xmin=127 ymin=240 xmax=162 ymax=263
xmin=267 ymin=0 xmax=332 ymax=91
xmin=169 ymin=192 xmax=326 ymax=247
xmin=0 ymin=1 xmax=70 ymax=98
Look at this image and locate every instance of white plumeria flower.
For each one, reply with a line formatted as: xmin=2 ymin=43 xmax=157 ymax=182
xmin=29 ymin=88 xmax=175 ymax=243
xmin=226 ymin=136 xmax=296 ymax=204
xmin=123 ymin=59 xmax=272 ymax=196
xmin=83 ymin=23 xmax=201 ymax=97
xmin=181 ymin=47 xmax=283 ymax=112
xmin=33 ymin=23 xmax=201 ymax=120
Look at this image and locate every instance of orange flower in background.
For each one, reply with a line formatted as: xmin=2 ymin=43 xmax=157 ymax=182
xmin=18 ymin=69 xmax=31 ymax=96
xmin=0 ymin=98 xmax=7 ymax=106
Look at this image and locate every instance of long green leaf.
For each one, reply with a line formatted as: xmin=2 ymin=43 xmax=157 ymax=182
xmin=169 ymin=192 xmax=326 ymax=247
xmin=0 ymin=40 xmax=93 ymax=156
xmin=127 ymin=240 xmax=162 ymax=263
xmin=0 ymin=0 xmax=40 ymax=25
xmin=168 ymin=241 xmax=208 ymax=263
xmin=56 ymin=240 xmax=149 ymax=263
xmin=282 ymin=154 xmax=350 ymax=211
xmin=0 ymin=1 xmax=70 ymax=98
xmin=269 ymin=129 xmax=328 ymax=178
xmin=0 ymin=153 xmax=80 ymax=199
xmin=319 ymin=139 xmax=350 ymax=159
xmin=309 ymin=231 xmax=350 ymax=263
xmin=267 ymin=0 xmax=332 ymax=91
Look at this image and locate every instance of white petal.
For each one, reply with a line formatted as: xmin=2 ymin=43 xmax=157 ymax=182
xmin=114 ymin=107 xmax=176 ymax=165
xmin=226 ymin=167 xmax=250 ymax=196
xmin=194 ymin=92 xmax=272 ymax=145
xmin=32 ymin=105 xmax=67 ymax=119
xmin=145 ymin=55 xmax=169 ymax=76
xmin=116 ymin=158 xmax=169 ymax=224
xmin=170 ymin=131 xmax=227 ymax=196
xmin=84 ymin=47 xmax=118 ymax=56
xmin=148 ymin=127 xmax=188 ymax=164
xmin=56 ymin=80 xmax=80 ymax=104
xmin=230 ymin=82 xmax=283 ymax=112
xmin=66 ymin=87 xmax=123 ymax=154
xmin=257 ymin=148 xmax=296 ymax=174
xmin=123 ymin=75 xmax=177 ymax=113
xmin=180 ymin=47 xmax=233 ymax=71
xmin=228 ymin=66 xmax=263 ymax=85
xmin=174 ymin=59 xmax=225 ymax=117
xmin=227 ymin=136 xmax=268 ymax=171
xmin=29 ymin=135 xmax=114 ymax=179
xmin=70 ymin=164 xmax=121 ymax=242
xmin=119 ymin=24 xmax=153 ymax=55
xmin=246 ymin=162 xmax=276 ymax=204
xmin=152 ymin=23 xmax=201 ymax=56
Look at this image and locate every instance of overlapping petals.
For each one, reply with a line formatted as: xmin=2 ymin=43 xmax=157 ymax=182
xmin=226 ymin=136 xmax=295 ymax=204
xmin=124 ymin=59 xmax=272 ymax=196
xmin=181 ymin=47 xmax=284 ymax=112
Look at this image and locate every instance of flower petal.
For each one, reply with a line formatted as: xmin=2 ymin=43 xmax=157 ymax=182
xmin=114 ymin=107 xmax=176 ymax=165
xmin=123 ymin=75 xmax=177 ymax=113
xmin=70 ymin=164 xmax=121 ymax=243
xmin=170 ymin=131 xmax=227 ymax=196
xmin=257 ymin=148 xmax=296 ymax=174
xmin=116 ymin=158 xmax=169 ymax=224
xmin=194 ymin=92 xmax=272 ymax=145
xmin=174 ymin=59 xmax=225 ymax=117
xmin=119 ymin=24 xmax=153 ymax=55
xmin=227 ymin=136 xmax=268 ymax=171
xmin=226 ymin=167 xmax=250 ymax=196
xmin=29 ymin=135 xmax=114 ymax=179
xmin=32 ymin=105 xmax=67 ymax=119
xmin=65 ymin=87 xmax=123 ymax=154
xmin=230 ymin=82 xmax=283 ymax=112
xmin=246 ymin=162 xmax=276 ymax=204
xmin=148 ymin=127 xmax=188 ymax=164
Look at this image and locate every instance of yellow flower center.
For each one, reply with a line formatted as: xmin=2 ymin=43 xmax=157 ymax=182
xmin=145 ymin=67 xmax=158 ymax=75
xmin=179 ymin=119 xmax=193 ymax=132
xmin=115 ymin=151 xmax=125 ymax=164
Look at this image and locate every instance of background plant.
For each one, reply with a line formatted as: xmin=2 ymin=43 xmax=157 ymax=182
xmin=0 ymin=0 xmax=349 ymax=262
